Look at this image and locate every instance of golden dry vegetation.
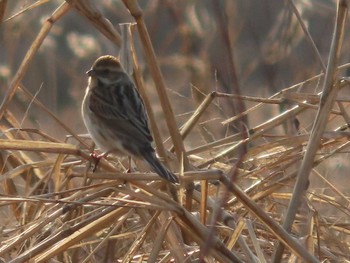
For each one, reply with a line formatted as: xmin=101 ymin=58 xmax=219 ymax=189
xmin=0 ymin=0 xmax=350 ymax=262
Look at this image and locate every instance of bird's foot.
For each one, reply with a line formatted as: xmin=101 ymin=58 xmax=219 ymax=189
xmin=90 ymin=152 xmax=108 ymax=172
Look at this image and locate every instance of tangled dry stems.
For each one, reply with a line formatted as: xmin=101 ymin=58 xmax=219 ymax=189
xmin=1 ymin=1 xmax=350 ymax=262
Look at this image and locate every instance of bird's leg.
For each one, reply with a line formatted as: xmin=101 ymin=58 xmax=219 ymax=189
xmin=90 ymin=151 xmax=109 ymax=172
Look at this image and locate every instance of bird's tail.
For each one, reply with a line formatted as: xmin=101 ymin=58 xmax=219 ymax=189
xmin=142 ymin=152 xmax=178 ymax=184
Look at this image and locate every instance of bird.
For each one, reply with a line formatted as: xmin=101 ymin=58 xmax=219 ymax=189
xmin=82 ymin=55 xmax=178 ymax=184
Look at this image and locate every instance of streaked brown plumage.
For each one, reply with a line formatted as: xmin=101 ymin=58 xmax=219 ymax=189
xmin=82 ymin=55 xmax=178 ymax=184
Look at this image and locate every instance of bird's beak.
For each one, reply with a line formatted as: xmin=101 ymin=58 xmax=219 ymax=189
xmin=86 ymin=69 xmax=96 ymax=77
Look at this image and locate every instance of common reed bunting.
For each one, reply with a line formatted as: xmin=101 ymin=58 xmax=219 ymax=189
xmin=82 ymin=55 xmax=178 ymax=184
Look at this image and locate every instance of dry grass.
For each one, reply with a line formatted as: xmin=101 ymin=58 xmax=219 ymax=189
xmin=1 ymin=0 xmax=350 ymax=262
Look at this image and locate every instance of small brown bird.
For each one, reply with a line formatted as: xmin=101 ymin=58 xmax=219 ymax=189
xmin=82 ymin=55 xmax=178 ymax=184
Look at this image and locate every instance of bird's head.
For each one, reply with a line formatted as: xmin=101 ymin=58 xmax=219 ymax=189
xmin=87 ymin=55 xmax=124 ymax=85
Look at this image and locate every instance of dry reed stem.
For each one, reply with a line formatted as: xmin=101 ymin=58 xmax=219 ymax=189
xmin=119 ymin=23 xmax=134 ymax=75
xmin=147 ymin=216 xmax=173 ymax=263
xmin=0 ymin=2 xmax=71 ymax=119
xmin=121 ymin=210 xmax=161 ymax=262
xmin=200 ymin=179 xmax=208 ymax=224
xmin=122 ymin=0 xmax=189 ymax=171
xmin=220 ymin=176 xmax=320 ymax=263
xmin=31 ymin=207 xmax=128 ymax=262
xmin=129 ymin=25 xmax=169 ymax=166
xmin=158 ymin=211 xmax=187 ymax=262
xmin=81 ymin=209 xmax=135 ymax=263
xmin=169 ymin=91 xmax=216 ymax=153
xmin=5 ymin=188 xmax=117 ymax=262
xmin=17 ymin=84 xmax=88 ymax=147
xmin=187 ymin=90 xmax=311 ymax=156
xmin=273 ymin=1 xmax=349 ymax=261
xmin=174 ymin=216 xmax=241 ymax=263
xmin=195 ymin=79 xmax=348 ymax=167
xmin=287 ymin=0 xmax=326 ymax=71
xmin=66 ymin=0 xmax=121 ymax=46
xmin=0 ymin=139 xmax=79 ymax=154
xmin=246 ymin=219 xmax=266 ymax=263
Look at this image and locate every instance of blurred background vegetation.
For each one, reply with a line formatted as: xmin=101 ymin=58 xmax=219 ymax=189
xmin=0 ymin=0 xmax=343 ymax=146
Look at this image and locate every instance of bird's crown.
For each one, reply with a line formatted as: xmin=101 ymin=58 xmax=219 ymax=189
xmin=92 ymin=55 xmax=122 ymax=71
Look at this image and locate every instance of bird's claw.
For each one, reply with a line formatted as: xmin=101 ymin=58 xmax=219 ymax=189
xmin=90 ymin=152 xmax=107 ymax=172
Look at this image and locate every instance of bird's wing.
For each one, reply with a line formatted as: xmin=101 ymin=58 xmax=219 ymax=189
xmin=89 ymin=75 xmax=153 ymax=143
